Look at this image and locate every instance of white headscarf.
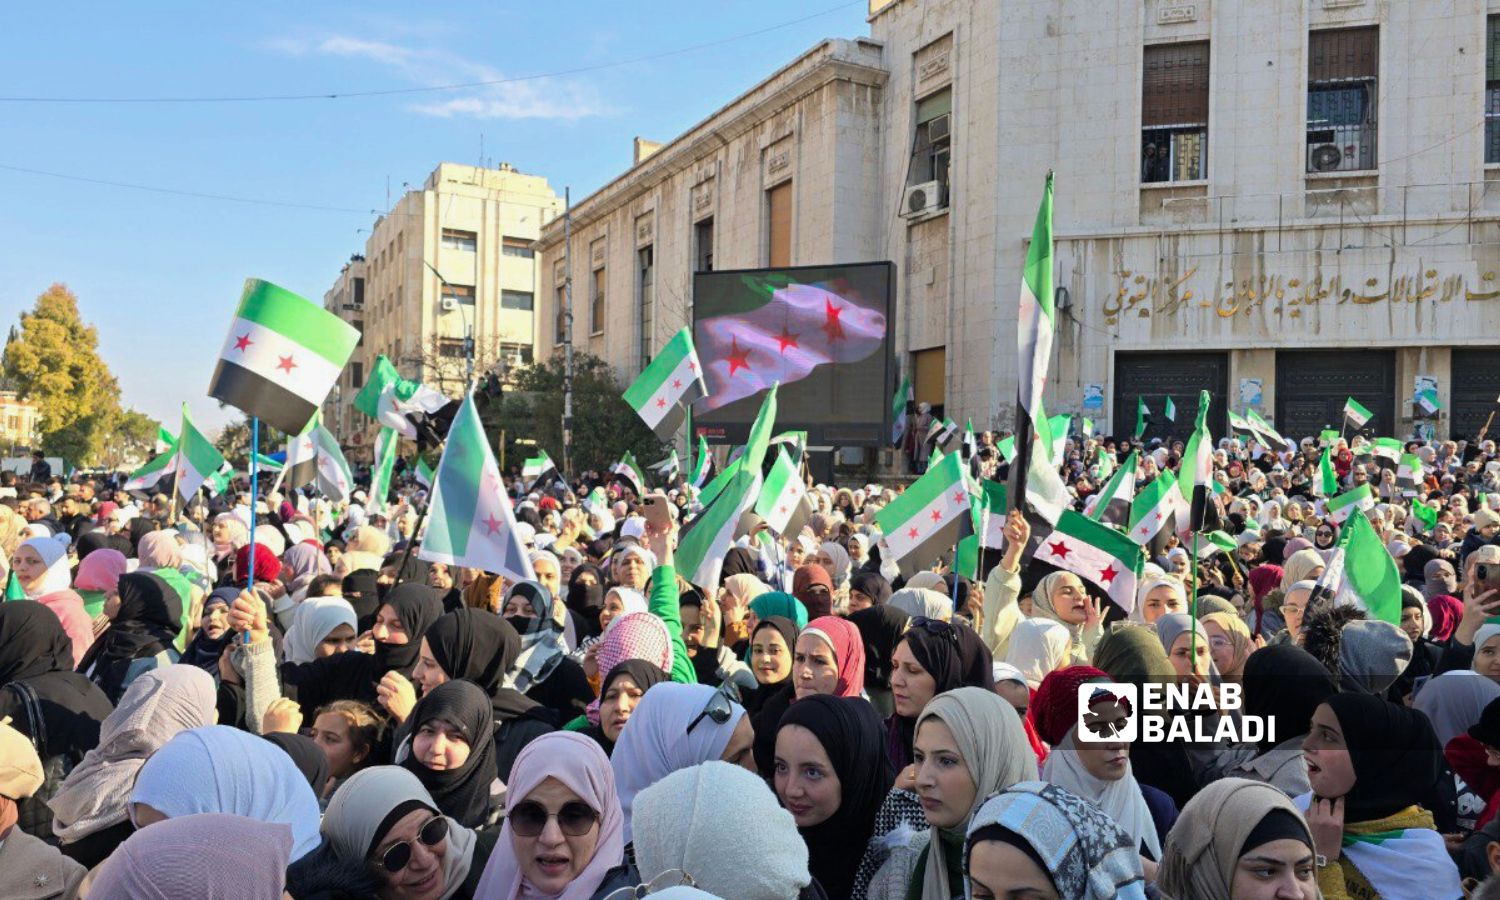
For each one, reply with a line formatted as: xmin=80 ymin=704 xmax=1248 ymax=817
xmin=1043 ymin=725 xmax=1162 ymax=859
xmin=1005 ymin=619 xmax=1073 ymax=688
xmin=281 ymin=597 xmax=358 ymax=664
xmin=18 ymin=534 xmax=71 ymax=598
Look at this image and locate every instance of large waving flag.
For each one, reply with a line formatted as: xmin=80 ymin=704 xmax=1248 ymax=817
xmin=279 ymin=413 xmax=354 ymax=502
xmin=1314 ymin=446 xmax=1338 ymax=497
xmin=125 ymin=444 xmax=178 ymax=493
xmin=1326 ymin=510 xmax=1401 ymax=624
xmin=1088 ymin=449 xmax=1138 ymax=526
xmin=1245 ymin=410 xmax=1291 ymax=450
xmin=355 ymin=355 xmax=449 ymax=441
xmin=173 ymin=405 xmax=228 ymax=500
xmin=1034 ymin=509 xmax=1146 ymax=615
xmin=1343 ymin=396 xmax=1373 ymax=428
xmin=876 ymin=452 xmax=972 ymax=577
xmin=1178 ymin=390 xmax=1217 ymax=534
xmin=1127 ymin=470 xmax=1179 ymax=546
xmin=696 ymin=282 xmax=885 ymax=412
xmin=677 ymin=387 xmax=777 ymax=592
xmin=1326 ymin=483 xmax=1375 ymax=525
xmin=755 ymin=447 xmax=811 ymax=537
xmin=208 ymin=279 xmax=360 ymax=435
xmin=623 ymin=328 xmax=708 ymax=439
xmin=419 ymin=393 xmax=535 ymax=583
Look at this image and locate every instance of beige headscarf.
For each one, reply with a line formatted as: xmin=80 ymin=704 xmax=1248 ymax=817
xmin=1280 ymin=548 xmax=1325 ymax=591
xmin=1031 ymin=570 xmax=1096 ymax=663
xmin=1157 ymin=777 xmax=1315 ymax=900
xmin=914 ymin=687 xmax=1039 ymax=900
xmin=722 ymin=573 xmax=769 ymax=609
xmin=1201 ymin=612 xmax=1254 ymax=683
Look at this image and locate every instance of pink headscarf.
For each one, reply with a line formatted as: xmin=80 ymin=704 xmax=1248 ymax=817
xmin=1428 ymin=594 xmax=1465 ymax=642
xmin=89 ymin=812 xmax=292 ymax=898
xmin=585 ymin=611 xmax=672 ymax=725
xmin=137 ymin=531 xmax=182 ymax=570
xmin=75 ymin=548 xmax=129 ymax=594
xmin=800 ymin=615 xmax=866 ymax=698
xmin=473 ymin=732 xmax=624 ymax=900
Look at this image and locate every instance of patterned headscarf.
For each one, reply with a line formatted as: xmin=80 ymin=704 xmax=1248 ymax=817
xmin=585 ymin=610 xmax=672 ymax=725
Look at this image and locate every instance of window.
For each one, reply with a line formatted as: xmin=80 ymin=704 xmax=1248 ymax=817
xmin=1141 ymin=42 xmax=1209 ymax=183
xmin=350 ymin=362 xmax=364 ymax=389
xmin=555 ymin=285 xmax=567 ymax=345
xmin=638 ymin=246 xmax=655 ymax=369
xmin=1488 ymin=17 xmax=1500 ymax=164
xmin=441 ymin=228 xmax=478 ymax=251
xmin=909 ymin=88 xmax=952 ymax=205
xmin=438 ymin=339 xmax=467 ymax=359
xmin=501 ymin=290 xmax=534 ymax=311
xmin=502 ymin=237 xmax=534 ymax=259
xmin=501 ymin=342 xmax=534 ymax=371
xmin=442 ymin=284 xmax=475 ymax=306
xmin=352 ymin=276 xmax=365 ymax=307
xmin=353 ymin=321 xmax=364 ymax=347
xmin=590 ymin=268 xmax=606 ymax=334
xmin=695 ymin=218 xmax=714 ymax=272
xmin=767 ymin=182 xmax=793 ymax=268
xmin=1307 ymin=27 xmax=1378 ymax=173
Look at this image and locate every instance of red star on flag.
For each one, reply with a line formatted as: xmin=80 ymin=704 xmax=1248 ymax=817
xmin=907 ymin=526 xmax=920 ymax=539
xmin=779 ymin=504 xmax=789 ymax=514
xmin=952 ymin=491 xmax=966 ymax=504
xmin=482 ymin=514 xmax=503 ymax=535
xmin=726 ymin=337 xmax=752 ymax=376
xmin=687 ymin=359 xmax=697 ymax=372
xmin=276 ymin=355 xmax=297 ymax=374
xmin=1048 ymin=540 xmax=1072 ymax=560
xmin=672 ymin=379 xmax=682 ymax=389
xmin=1154 ymin=512 xmax=1163 ymax=521
xmin=1137 ymin=525 xmax=1150 ymax=536
xmin=1099 ymin=564 xmax=1119 ymax=585
xmin=775 ymin=327 xmax=800 ymax=354
xmin=656 ymin=398 xmax=668 ymax=409
xmin=929 ymin=509 xmax=943 ymax=523
xmin=233 ymin=333 xmax=253 ymax=352
xmin=822 ymin=298 xmax=845 ymax=343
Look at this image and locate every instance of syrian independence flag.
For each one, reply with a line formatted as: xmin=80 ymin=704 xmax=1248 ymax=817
xmin=313 ymin=426 xmax=355 ymax=502
xmin=415 ymin=457 xmax=435 ymax=489
xmin=1397 ymin=452 xmax=1424 ymax=492
xmin=954 ymin=481 xmax=985 ymax=581
xmin=892 ymin=375 xmax=913 ymax=447
xmin=1246 ymin=410 xmax=1292 ymax=450
xmin=690 ymin=434 xmax=713 ymax=488
xmin=1022 ymin=401 xmax=1073 ymax=525
xmin=997 ymin=434 xmax=1015 ymax=464
xmin=1088 ymin=449 xmax=1138 ymax=526
xmin=280 ymin=419 xmax=322 ymax=493
xmin=523 ymin=450 xmax=559 ymax=490
xmin=1048 ymin=413 xmax=1071 ymax=463
xmin=206 ymin=461 xmax=235 ymax=497
xmin=1292 ymin=797 xmax=1461 ymax=900
xmin=1081 ymin=417 xmax=1094 ymax=439
xmin=1190 ymin=530 xmax=1237 ymax=559
xmin=253 ymin=452 xmax=284 ymax=472
xmin=754 ymin=447 xmax=811 ymax=537
xmin=978 ymin=480 xmax=1009 ymax=550
xmin=1134 ymin=398 xmax=1149 ymax=439
xmin=1325 ymin=510 xmax=1402 ymax=624
xmin=354 ymin=355 xmax=449 ymax=441
xmin=876 ymin=452 xmax=972 ymax=578
xmin=678 ymin=388 xmax=777 ymax=592
xmin=1178 ymin=390 xmax=1217 ymax=533
xmin=209 ymin=279 xmax=360 ymax=435
xmin=1312 ymin=446 xmax=1338 ymax=498
xmin=770 ymin=430 xmax=808 ymax=465
xmin=1326 ymin=483 xmax=1375 ymax=525
xmin=125 ymin=447 xmax=179 ymax=492
xmin=1033 ymin=509 xmax=1146 ymax=615
xmin=1227 ymin=410 xmax=1255 ymax=436
xmin=696 ymin=279 xmax=884 ymax=413
xmin=368 ymin=427 xmax=399 ymax=514
xmin=927 ymin=417 xmax=959 ymax=450
xmin=610 ymin=452 xmax=647 ymax=497
xmin=623 ymin=328 xmax=708 ymax=439
xmin=649 ymin=451 xmax=680 ymax=484
xmin=419 ymin=392 xmax=536 ymax=584
xmin=1344 ymin=397 xmax=1373 ymax=428
xmin=154 ymin=425 xmax=176 ymax=455
xmin=173 ymin=404 xmax=228 ymax=500
xmin=1412 ymin=500 xmax=1439 ymax=532
xmin=1371 ymin=437 xmax=1403 ymax=467
xmin=1164 ymin=396 xmax=1177 ymax=422
xmin=962 ymin=419 xmax=978 ymax=461
xmin=1128 ymin=470 xmax=1181 ymax=546
xmin=1416 ymin=388 xmax=1441 ymax=415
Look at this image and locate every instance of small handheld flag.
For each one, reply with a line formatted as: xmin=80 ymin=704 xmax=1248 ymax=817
xmin=622 ymin=328 xmax=708 ymax=440
xmin=1343 ymin=397 xmax=1373 ymax=428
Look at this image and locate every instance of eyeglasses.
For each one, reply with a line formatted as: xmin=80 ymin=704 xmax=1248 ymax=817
xmin=909 ymin=616 xmax=960 ymax=646
xmin=602 ymin=869 xmax=697 ymax=900
xmin=374 ymin=815 xmax=449 ymax=873
xmin=508 ymin=799 xmax=600 ymax=837
xmin=686 ymin=682 xmax=737 ymax=735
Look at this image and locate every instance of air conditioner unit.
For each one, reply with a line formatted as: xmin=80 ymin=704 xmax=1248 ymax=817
xmin=927 ymin=113 xmax=951 ymax=142
xmin=439 ymin=297 xmax=457 ymax=312
xmin=903 ymin=180 xmax=943 ymax=218
xmin=1307 ymin=134 xmax=1367 ymax=173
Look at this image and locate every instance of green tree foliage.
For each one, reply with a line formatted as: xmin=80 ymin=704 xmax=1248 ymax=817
xmin=215 ymin=416 xmax=288 ymax=467
xmin=96 ymin=407 xmax=162 ymax=469
xmin=2 ymin=284 xmax=122 ymax=464
xmin=497 ymin=353 xmax=665 ymax=476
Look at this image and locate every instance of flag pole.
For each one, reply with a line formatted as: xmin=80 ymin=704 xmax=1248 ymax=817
xmin=166 ymin=454 xmax=184 ymax=525
xmin=244 ymin=416 xmax=259 ymax=645
xmin=1188 ymin=529 xmax=1199 ymax=670
xmin=388 ymin=426 xmax=449 ymax=593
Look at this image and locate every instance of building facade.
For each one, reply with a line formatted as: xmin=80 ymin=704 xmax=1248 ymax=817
xmin=322 ymin=255 xmax=367 ymax=450
xmin=0 ymin=390 xmax=41 ymax=452
xmin=329 ymin=163 xmax=563 ymax=450
xmin=538 ymin=0 xmax=1500 ymax=454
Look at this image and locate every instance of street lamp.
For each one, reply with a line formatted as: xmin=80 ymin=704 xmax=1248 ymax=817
xmin=423 ymin=261 xmax=475 ymax=389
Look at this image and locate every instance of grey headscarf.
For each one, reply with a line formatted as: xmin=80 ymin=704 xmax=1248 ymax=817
xmin=1413 ymin=670 xmax=1500 ymax=746
xmin=889 ymin=587 xmax=952 ymax=621
xmin=1424 ymin=558 xmax=1459 ymax=602
xmin=1158 ymin=777 xmax=1314 ymax=900
xmin=1338 ymin=619 xmax=1413 ymax=694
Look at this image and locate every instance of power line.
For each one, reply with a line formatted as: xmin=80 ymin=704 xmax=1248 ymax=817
xmin=0 ymin=2 xmax=862 ymax=105
xmin=0 ymin=162 xmax=382 ymax=215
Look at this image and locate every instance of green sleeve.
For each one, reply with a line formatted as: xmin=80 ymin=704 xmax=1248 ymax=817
xmin=562 ymin=714 xmax=588 ymax=732
xmin=649 ymin=563 xmax=698 ymax=684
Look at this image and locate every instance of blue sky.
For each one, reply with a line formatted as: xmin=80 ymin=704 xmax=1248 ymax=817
xmin=0 ymin=2 xmax=869 ymax=435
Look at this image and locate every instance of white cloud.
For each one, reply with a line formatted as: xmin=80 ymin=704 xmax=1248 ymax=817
xmin=265 ymin=31 xmax=611 ymax=121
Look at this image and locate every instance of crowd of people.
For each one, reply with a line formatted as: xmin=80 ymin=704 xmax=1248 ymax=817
xmin=2 ymin=425 xmax=1500 ymax=899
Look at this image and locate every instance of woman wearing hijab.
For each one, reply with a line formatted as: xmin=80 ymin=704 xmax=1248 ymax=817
xmin=886 ymin=620 xmax=994 ymax=770
xmin=179 ymin=587 xmax=237 ymax=673
xmin=1130 ymin=574 xmax=1187 ymax=626
xmin=1004 ymin=618 xmax=1072 ymax=690
xmin=73 ymin=546 xmax=126 ymax=620
xmin=399 ymin=680 xmax=502 ymax=830
xmin=77 ymin=571 xmax=182 ymax=703
xmin=282 ymin=596 xmax=359 ymax=665
xmin=1424 ymin=557 xmax=1460 ymax=603
xmin=1228 ymin=644 xmax=1338 ymax=797
xmin=89 ymin=813 xmax=297 ymax=900
xmin=49 ymin=665 xmax=215 ymax=866
xmin=817 ymin=541 xmax=852 ymax=595
xmin=504 ymin=580 xmax=594 ymax=723
xmin=1157 ymin=611 xmax=1213 ymax=680
xmin=889 ymin=587 xmax=954 ymax=622
xmin=1300 ymin=693 xmax=1462 ymax=899
xmin=473 ymin=732 xmax=636 ymax=898
xmin=865 ymin=687 xmax=1039 ymax=900
xmin=774 ymin=695 xmax=894 ymax=900
xmin=848 ymin=604 xmax=909 ymax=717
xmin=748 ymin=590 xmax=809 ymax=632
xmin=744 ymin=615 xmax=798 ymax=717
xmin=849 ymin=571 xmax=892 ymax=612
xmin=792 ymin=615 xmax=865 ymax=700
xmin=1158 ymin=777 xmax=1319 ymax=900
xmin=792 ymin=563 xmax=835 ymax=619
xmin=566 ymin=562 xmax=607 ymax=638
xmin=1028 ymin=571 xmax=1105 ymax=664
xmin=1393 ymin=585 xmax=1444 ymax=704
xmin=282 ymin=542 xmax=332 ymax=603
xmin=1280 ymin=548 xmax=1325 ymax=592
xmin=610 ymin=682 xmax=754 ymax=845
xmin=964 ymin=782 xmax=1147 ymax=900
xmin=1202 ymin=611 xmax=1254 ymax=684
xmin=322 ymin=766 xmax=484 ymax=899
xmin=719 ymin=571 xmax=769 ymax=650
xmin=265 ymin=731 xmax=333 ymax=798
xmin=8 ymin=535 xmax=93 ymax=664
xmin=581 ymin=609 xmax=676 ymax=724
xmin=413 ymin=608 xmax=555 ymax=781
xmin=583 ymin=659 xmax=670 ymax=755
xmin=130 ymin=725 xmax=323 ymax=862
xmin=1245 ymin=563 xmax=1284 ymax=638
xmin=135 ymin=529 xmax=195 ymax=648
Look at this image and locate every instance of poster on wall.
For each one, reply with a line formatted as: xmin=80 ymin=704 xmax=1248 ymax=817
xmin=1413 ymin=375 xmax=1440 ymax=419
xmin=1238 ymin=378 xmax=1264 ymax=409
xmin=1082 ymin=383 xmax=1104 ymax=412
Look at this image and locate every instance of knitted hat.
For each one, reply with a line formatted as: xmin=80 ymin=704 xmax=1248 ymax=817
xmin=1031 ymin=665 xmax=1111 ymax=747
xmin=0 ymin=716 xmax=44 ymax=799
xmin=632 ymin=762 xmax=810 ymax=900
xmin=1476 ymin=508 xmax=1500 ymax=531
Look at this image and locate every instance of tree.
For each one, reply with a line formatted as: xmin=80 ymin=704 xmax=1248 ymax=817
xmin=498 ymin=353 xmax=666 ymax=476
xmin=2 ymin=284 xmax=122 ymax=464
xmin=215 ymin=416 xmax=288 ymax=467
xmin=96 ymin=407 xmax=161 ymax=470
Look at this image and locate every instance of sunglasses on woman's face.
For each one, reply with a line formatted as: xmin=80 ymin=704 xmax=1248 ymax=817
xmin=376 ymin=815 xmax=449 ymax=873
xmin=508 ymin=800 xmax=600 ymax=837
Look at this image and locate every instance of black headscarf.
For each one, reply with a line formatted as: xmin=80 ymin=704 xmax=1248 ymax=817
xmin=401 ymin=679 xmax=499 ymax=829
xmin=566 ymin=565 xmax=606 ymax=639
xmin=0 ymin=600 xmax=75 ymax=682
xmin=885 ymin=621 xmax=993 ymax=768
xmin=848 ymin=604 xmax=909 ymax=691
xmin=77 ymin=572 xmax=182 ymax=675
xmin=1323 ymin=692 xmax=1445 ymax=821
xmin=372 ymin=583 xmax=446 ymax=676
xmin=849 ymin=571 xmax=893 ymax=607
xmin=179 ymin=587 xmax=239 ymax=673
xmin=721 ymin=547 xmax=760 ymax=579
xmin=73 ymin=529 xmax=111 ymax=565
xmin=778 ymin=695 xmax=894 ymax=900
xmin=1243 ymin=644 xmax=1337 ymax=753
xmin=423 ymin=608 xmax=540 ymax=720
xmin=583 ymin=659 xmax=671 ymax=756
xmin=747 ymin=616 xmax=799 ymax=691
xmin=341 ymin=569 xmax=381 ymax=625
xmin=380 ymin=553 xmax=431 ymax=601
xmin=264 ymin=732 xmax=331 ymax=795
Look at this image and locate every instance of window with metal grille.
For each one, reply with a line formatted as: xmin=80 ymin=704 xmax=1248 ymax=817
xmin=695 ymin=218 xmax=714 ymax=272
xmin=1307 ymin=27 xmax=1378 ymax=173
xmin=908 ymin=88 xmax=952 ymax=207
xmin=1141 ymin=42 xmax=1209 ymax=183
xmin=554 ymin=285 xmax=566 ymax=345
xmin=1488 ymin=17 xmax=1500 ymax=164
xmin=638 ymin=245 xmax=655 ymax=370
xmin=591 ymin=268 xmax=605 ymax=335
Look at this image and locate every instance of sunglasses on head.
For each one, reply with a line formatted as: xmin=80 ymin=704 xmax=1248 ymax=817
xmin=375 ymin=815 xmax=449 ymax=873
xmin=908 ymin=616 xmax=959 ymax=645
xmin=686 ymin=682 xmax=737 ymax=735
xmin=508 ymin=799 xmax=600 ymax=837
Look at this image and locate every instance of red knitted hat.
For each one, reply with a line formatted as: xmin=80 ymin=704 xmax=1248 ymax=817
xmin=1031 ymin=665 xmax=1111 ymax=747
